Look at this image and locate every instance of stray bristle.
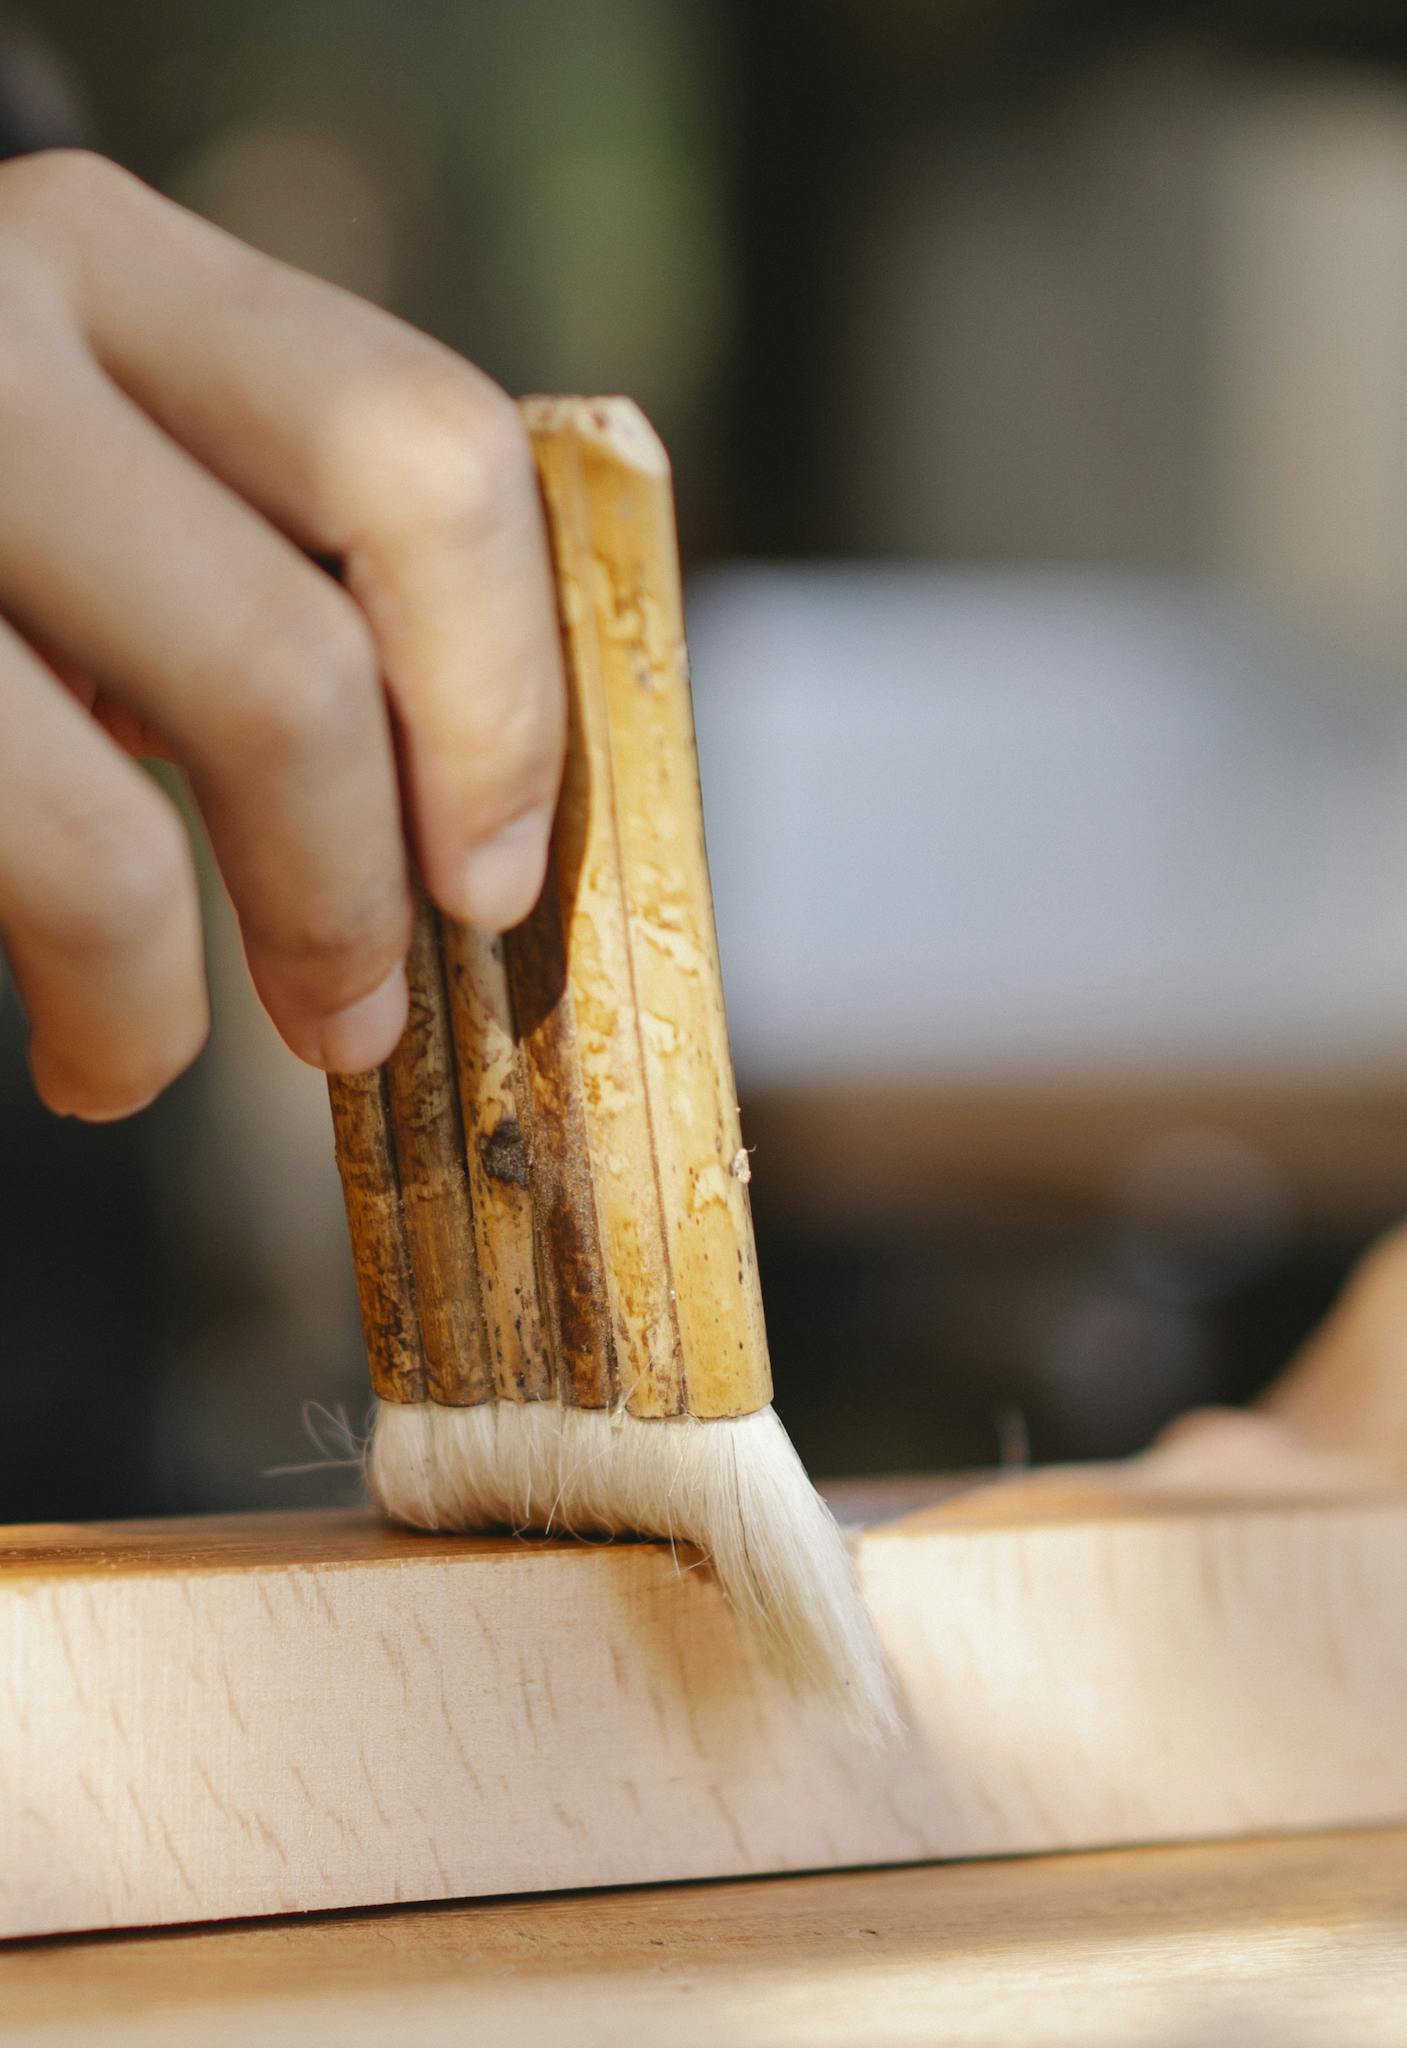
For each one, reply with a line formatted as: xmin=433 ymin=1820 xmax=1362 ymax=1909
xmin=368 ymin=1399 xmax=896 ymax=1730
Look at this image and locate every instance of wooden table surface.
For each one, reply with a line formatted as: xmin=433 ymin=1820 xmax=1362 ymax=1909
xmin=7 ymin=1827 xmax=1405 ymax=2047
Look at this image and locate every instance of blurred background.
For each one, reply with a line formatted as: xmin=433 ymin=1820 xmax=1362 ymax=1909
xmin=5 ymin=0 xmax=1407 ymax=1516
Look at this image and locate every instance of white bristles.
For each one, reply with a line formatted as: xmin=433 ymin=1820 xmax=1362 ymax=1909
xmin=368 ymin=1399 xmax=895 ymax=1729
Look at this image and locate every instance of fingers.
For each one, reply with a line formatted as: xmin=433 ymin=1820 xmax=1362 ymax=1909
xmin=0 ymin=327 xmax=411 ymax=1071
xmin=6 ymin=151 xmax=566 ymax=930
xmin=1259 ymin=1221 xmax=1407 ymax=1481
xmin=0 ymin=621 xmax=207 ymax=1120
xmin=46 ymin=655 xmax=175 ymax=760
xmin=341 ymin=413 xmax=565 ymax=932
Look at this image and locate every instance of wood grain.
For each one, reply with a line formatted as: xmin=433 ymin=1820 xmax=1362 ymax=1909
xmin=8 ymin=1829 xmax=1406 ymax=2046
xmin=325 ymin=1068 xmax=426 ymax=1404
xmin=502 ymin=870 xmax=618 ymax=1406
xmin=521 ymin=401 xmax=683 ymax=1414
xmin=511 ymin=398 xmax=772 ymax=1419
xmin=382 ymin=893 xmax=492 ymax=1406
xmin=441 ymin=922 xmax=554 ymax=1403
xmin=4 ymin=1468 xmax=1406 ymax=1941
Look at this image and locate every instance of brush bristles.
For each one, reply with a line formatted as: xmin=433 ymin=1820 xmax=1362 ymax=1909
xmin=368 ymin=1399 xmax=895 ymax=1729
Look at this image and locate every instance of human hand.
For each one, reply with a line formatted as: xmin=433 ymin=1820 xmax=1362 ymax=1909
xmin=1141 ymin=1222 xmax=1407 ymax=1492
xmin=0 ymin=151 xmax=565 ymax=1120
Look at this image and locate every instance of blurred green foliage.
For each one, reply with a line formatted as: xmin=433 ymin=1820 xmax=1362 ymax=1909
xmin=35 ymin=0 xmax=736 ymax=499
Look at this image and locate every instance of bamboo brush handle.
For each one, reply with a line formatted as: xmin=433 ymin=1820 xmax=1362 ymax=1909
xmin=324 ymin=1066 xmax=426 ymax=1404
xmin=329 ymin=397 xmax=772 ymax=1422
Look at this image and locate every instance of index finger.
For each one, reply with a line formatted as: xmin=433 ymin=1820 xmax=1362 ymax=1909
xmin=12 ymin=151 xmax=565 ymax=932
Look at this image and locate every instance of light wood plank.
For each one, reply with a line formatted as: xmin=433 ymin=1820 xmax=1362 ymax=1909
xmin=8 ymin=1830 xmax=1407 ymax=2046
xmin=4 ymin=1472 xmax=1407 ymax=1939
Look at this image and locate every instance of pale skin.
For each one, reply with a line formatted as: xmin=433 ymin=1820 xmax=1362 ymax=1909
xmin=1147 ymin=1219 xmax=1407 ymax=1489
xmin=0 ymin=150 xmax=566 ymax=1122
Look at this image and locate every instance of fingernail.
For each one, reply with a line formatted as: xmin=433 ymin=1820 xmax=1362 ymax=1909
xmin=458 ymin=809 xmax=553 ymax=931
xmin=315 ymin=962 xmax=409 ymax=1073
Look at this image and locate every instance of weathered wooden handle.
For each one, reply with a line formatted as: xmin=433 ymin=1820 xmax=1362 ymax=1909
xmin=325 ymin=1066 xmax=427 ymax=1404
xmin=330 ymin=397 xmax=772 ymax=1422
xmin=328 ymin=894 xmax=490 ymax=1408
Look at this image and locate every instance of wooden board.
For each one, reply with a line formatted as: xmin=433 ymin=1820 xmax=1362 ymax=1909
xmin=4 ymin=1470 xmax=1407 ymax=1939
xmin=8 ymin=1829 xmax=1407 ymax=2046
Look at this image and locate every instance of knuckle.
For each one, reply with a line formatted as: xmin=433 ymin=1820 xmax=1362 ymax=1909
xmin=0 ymin=199 xmax=85 ymax=368
xmin=0 ymin=148 xmax=130 ymax=224
xmin=89 ymin=824 xmax=189 ymax=953
xmin=476 ymin=697 xmax=561 ymax=811
xmin=458 ymin=659 xmax=565 ymax=810
xmin=309 ymin=888 xmax=411 ymax=980
xmin=224 ymin=599 xmax=380 ymax=767
xmin=377 ymin=360 xmax=533 ymax=535
xmin=265 ymin=877 xmax=411 ymax=1000
xmin=0 ymin=154 xmax=135 ymax=351
xmin=45 ymin=800 xmax=190 ymax=958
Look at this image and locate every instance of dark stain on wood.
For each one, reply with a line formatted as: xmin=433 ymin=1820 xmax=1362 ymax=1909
xmin=327 ymin=1067 xmax=428 ymax=1405
xmin=505 ymin=874 xmax=617 ymax=1410
xmin=481 ymin=1119 xmax=530 ymax=1190
xmin=384 ymin=897 xmax=494 ymax=1407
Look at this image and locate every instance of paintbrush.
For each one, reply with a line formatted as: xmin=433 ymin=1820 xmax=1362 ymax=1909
xmin=328 ymin=397 xmax=890 ymax=1720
